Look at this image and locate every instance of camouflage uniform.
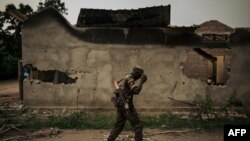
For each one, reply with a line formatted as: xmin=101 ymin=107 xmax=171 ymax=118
xmin=107 ymin=75 xmax=143 ymax=141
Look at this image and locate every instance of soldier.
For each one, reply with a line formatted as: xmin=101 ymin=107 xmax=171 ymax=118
xmin=107 ymin=66 xmax=147 ymax=141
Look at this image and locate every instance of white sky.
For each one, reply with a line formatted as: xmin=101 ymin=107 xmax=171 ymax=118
xmin=0 ymin=0 xmax=250 ymax=27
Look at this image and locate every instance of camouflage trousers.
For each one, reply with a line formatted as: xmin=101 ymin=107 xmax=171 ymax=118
xmin=107 ymin=108 xmax=143 ymax=141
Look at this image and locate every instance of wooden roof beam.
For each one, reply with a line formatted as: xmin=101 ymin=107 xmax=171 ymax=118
xmin=7 ymin=10 xmax=28 ymax=22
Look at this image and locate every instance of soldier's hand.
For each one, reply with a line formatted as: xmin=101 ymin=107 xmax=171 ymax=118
xmin=140 ymin=74 xmax=147 ymax=83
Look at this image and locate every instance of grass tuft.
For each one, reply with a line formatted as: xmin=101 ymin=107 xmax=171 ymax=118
xmin=1 ymin=111 xmax=250 ymax=130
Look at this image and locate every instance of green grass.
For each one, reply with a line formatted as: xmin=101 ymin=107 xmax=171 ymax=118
xmin=1 ymin=111 xmax=250 ymax=130
xmin=143 ymin=114 xmax=250 ymax=130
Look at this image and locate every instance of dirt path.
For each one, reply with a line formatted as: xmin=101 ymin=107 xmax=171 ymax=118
xmin=33 ymin=129 xmax=223 ymax=141
xmin=0 ymin=80 xmax=19 ymax=105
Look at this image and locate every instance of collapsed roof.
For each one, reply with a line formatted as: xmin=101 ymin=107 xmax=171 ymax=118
xmin=76 ymin=5 xmax=171 ymax=27
xmin=18 ymin=7 xmax=249 ymax=44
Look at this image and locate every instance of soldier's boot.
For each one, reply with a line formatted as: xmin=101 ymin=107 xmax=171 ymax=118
xmin=107 ymin=122 xmax=126 ymax=141
xmin=134 ymin=124 xmax=143 ymax=141
xmin=128 ymin=110 xmax=143 ymax=141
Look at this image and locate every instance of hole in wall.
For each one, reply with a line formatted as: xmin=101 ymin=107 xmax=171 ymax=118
xmin=183 ymin=48 xmax=231 ymax=86
xmin=23 ymin=65 xmax=77 ymax=84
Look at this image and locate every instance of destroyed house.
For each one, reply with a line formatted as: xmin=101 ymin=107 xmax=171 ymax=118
xmin=195 ymin=20 xmax=234 ymax=42
xmin=21 ymin=7 xmax=250 ymax=113
xmin=76 ymin=5 xmax=171 ymax=27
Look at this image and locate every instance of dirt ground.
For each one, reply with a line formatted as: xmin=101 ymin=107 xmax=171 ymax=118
xmin=33 ymin=129 xmax=223 ymax=141
xmin=0 ymin=80 xmax=19 ymax=105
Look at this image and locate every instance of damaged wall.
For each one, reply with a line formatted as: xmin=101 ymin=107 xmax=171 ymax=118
xmin=21 ymin=8 xmax=250 ymax=111
xmin=23 ymin=45 xmax=206 ymax=108
xmin=208 ymin=46 xmax=250 ymax=112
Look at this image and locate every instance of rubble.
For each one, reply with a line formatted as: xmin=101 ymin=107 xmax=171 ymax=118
xmin=1 ymin=127 xmax=60 ymax=141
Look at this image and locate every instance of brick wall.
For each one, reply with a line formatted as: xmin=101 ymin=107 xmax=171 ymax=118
xmin=183 ymin=48 xmax=232 ymax=83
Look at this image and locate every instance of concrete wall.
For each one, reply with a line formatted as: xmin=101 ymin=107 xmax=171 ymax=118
xmin=22 ymin=8 xmax=250 ymax=112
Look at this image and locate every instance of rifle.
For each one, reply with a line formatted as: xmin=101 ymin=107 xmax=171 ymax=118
xmin=112 ymin=80 xmax=128 ymax=109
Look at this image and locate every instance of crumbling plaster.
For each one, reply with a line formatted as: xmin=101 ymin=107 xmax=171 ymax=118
xmin=21 ymin=9 xmax=250 ymax=111
xmin=23 ymin=44 xmax=206 ymax=108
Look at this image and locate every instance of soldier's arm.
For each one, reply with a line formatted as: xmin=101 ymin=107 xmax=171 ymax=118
xmin=131 ymin=74 xmax=147 ymax=95
xmin=131 ymin=83 xmax=143 ymax=95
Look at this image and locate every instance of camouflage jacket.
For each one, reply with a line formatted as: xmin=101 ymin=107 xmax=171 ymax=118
xmin=114 ymin=74 xmax=141 ymax=109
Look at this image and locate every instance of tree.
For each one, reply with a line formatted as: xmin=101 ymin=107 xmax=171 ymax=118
xmin=0 ymin=4 xmax=33 ymax=79
xmin=0 ymin=0 xmax=68 ymax=79
xmin=0 ymin=44 xmax=18 ymax=79
xmin=3 ymin=4 xmax=33 ymax=32
xmin=0 ymin=4 xmax=33 ymax=59
xmin=37 ymin=0 xmax=68 ymax=15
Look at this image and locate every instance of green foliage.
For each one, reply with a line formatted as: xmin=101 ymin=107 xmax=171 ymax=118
xmin=3 ymin=4 xmax=33 ymax=32
xmin=0 ymin=3 xmax=34 ymax=79
xmin=1 ymin=111 xmax=250 ymax=130
xmin=195 ymin=89 xmax=239 ymax=119
xmin=142 ymin=114 xmax=185 ymax=128
xmin=20 ymin=111 xmax=115 ymax=129
xmin=0 ymin=0 xmax=68 ymax=79
xmin=197 ymin=88 xmax=215 ymax=119
xmin=0 ymin=44 xmax=18 ymax=79
xmin=221 ymin=90 xmax=237 ymax=117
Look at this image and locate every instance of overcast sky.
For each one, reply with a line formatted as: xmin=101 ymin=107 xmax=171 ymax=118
xmin=0 ymin=0 xmax=250 ymax=27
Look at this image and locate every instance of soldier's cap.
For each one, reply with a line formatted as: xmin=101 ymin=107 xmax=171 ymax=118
xmin=132 ymin=66 xmax=144 ymax=74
